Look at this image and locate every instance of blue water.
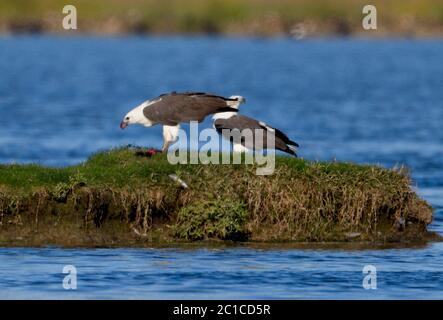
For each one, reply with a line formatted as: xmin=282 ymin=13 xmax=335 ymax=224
xmin=0 ymin=36 xmax=442 ymax=299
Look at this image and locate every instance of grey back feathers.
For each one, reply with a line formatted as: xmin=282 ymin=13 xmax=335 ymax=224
xmin=214 ymin=114 xmax=299 ymax=156
xmin=143 ymin=92 xmax=239 ymax=126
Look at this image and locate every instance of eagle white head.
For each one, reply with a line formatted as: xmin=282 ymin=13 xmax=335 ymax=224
xmin=213 ymin=95 xmax=246 ymax=120
xmin=120 ymin=100 xmax=154 ymax=129
xmin=227 ymin=95 xmax=246 ymax=109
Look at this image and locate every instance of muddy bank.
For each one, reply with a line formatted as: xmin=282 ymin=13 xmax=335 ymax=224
xmin=0 ymin=147 xmax=436 ymax=247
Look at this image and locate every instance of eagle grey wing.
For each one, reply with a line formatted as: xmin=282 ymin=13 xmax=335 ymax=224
xmin=214 ymin=115 xmax=263 ymax=149
xmin=214 ymin=115 xmax=298 ymax=156
xmin=214 ymin=115 xmax=262 ymax=133
xmin=257 ymin=121 xmax=299 ymax=148
xmin=255 ymin=119 xmax=299 ymax=155
xmin=142 ymin=95 xmax=188 ymax=126
xmin=182 ymin=94 xmax=232 ymax=122
xmin=143 ymin=92 xmax=235 ymax=125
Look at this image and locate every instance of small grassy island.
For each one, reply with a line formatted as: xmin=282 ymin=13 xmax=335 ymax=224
xmin=0 ymin=147 xmax=436 ymax=247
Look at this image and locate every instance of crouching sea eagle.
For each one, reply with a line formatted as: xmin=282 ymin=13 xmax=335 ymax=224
xmin=213 ymin=106 xmax=299 ymax=156
xmin=120 ymin=92 xmax=241 ymax=152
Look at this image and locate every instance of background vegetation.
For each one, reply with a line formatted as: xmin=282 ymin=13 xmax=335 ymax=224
xmin=0 ymin=0 xmax=442 ymax=36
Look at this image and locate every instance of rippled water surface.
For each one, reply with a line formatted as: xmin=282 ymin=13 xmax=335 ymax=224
xmin=0 ymin=37 xmax=442 ymax=299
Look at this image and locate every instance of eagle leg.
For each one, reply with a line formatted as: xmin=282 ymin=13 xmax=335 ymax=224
xmin=162 ymin=124 xmax=180 ymax=153
xmin=162 ymin=140 xmax=171 ymax=153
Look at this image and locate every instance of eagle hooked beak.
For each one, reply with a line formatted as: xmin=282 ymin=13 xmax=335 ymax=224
xmin=120 ymin=118 xmax=129 ymax=129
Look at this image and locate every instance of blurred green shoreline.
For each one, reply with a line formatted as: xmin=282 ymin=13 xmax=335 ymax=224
xmin=1 ymin=0 xmax=442 ymax=37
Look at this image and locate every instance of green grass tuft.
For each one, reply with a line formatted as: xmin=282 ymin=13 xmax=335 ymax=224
xmin=174 ymin=198 xmax=249 ymax=241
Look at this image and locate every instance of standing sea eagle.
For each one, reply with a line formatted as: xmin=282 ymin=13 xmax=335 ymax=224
xmin=213 ymin=108 xmax=299 ymax=156
xmin=120 ymin=92 xmax=241 ymax=152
